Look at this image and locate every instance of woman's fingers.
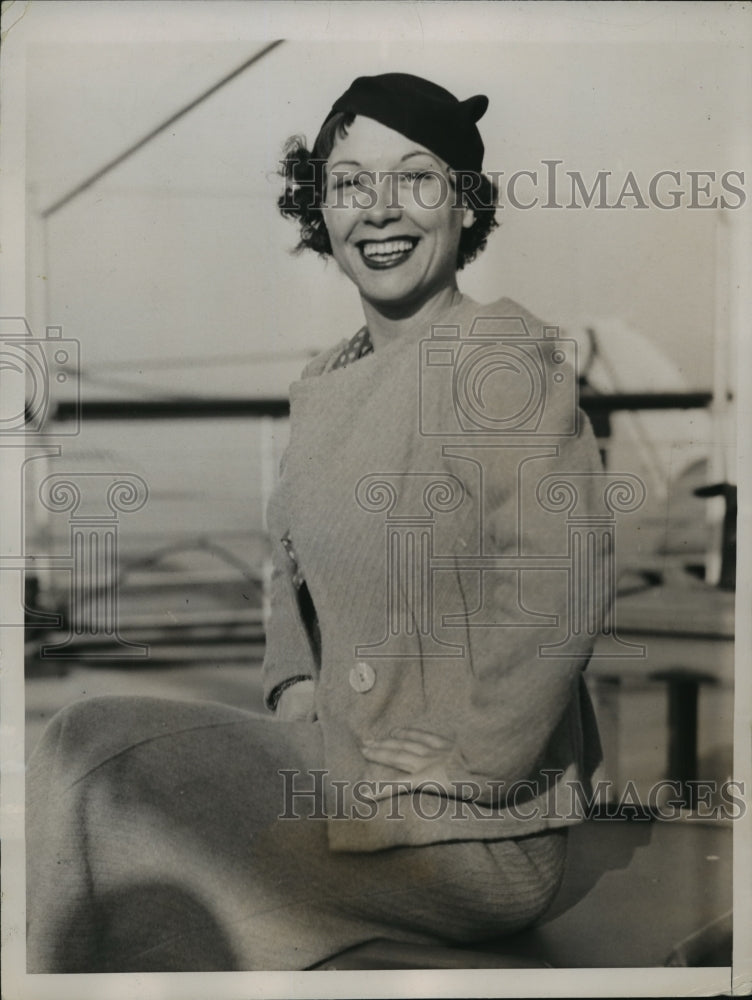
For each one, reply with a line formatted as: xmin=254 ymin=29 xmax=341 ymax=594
xmin=361 ymin=743 xmax=437 ymax=773
xmin=364 ymin=737 xmax=435 ymax=757
xmin=390 ymin=728 xmax=453 ymax=750
xmin=360 ymin=729 xmax=455 ymax=775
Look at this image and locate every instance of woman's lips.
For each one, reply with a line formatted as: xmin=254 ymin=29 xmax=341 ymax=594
xmin=357 ymin=237 xmax=419 ymax=269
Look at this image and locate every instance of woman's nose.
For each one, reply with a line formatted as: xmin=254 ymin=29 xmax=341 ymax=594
xmin=362 ymin=172 xmax=402 ymax=225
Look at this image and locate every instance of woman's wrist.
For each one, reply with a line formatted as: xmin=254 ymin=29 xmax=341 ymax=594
xmin=274 ymin=679 xmax=316 ymax=722
xmin=268 ymin=675 xmax=313 ymax=712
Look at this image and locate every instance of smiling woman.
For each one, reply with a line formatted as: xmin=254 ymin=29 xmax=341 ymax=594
xmin=319 ymin=117 xmax=475 ymax=321
xmin=27 ymin=72 xmax=605 ymax=972
xmin=278 ymin=82 xmax=498 ymax=273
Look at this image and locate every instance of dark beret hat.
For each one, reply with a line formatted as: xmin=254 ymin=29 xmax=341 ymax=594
xmin=322 ymin=72 xmax=489 ymax=173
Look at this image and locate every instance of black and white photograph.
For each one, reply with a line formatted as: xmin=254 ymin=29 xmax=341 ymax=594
xmin=1 ymin=2 xmax=750 ymax=997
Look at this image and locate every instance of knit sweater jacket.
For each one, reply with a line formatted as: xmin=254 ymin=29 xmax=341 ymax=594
xmin=263 ymin=295 xmax=604 ymax=852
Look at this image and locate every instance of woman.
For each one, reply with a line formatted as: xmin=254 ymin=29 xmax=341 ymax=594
xmin=26 ymin=72 xmax=604 ymax=972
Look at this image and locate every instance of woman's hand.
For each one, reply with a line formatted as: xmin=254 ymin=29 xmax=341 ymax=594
xmin=360 ymin=727 xmax=456 ymax=798
xmin=275 ymin=679 xmax=316 ymax=722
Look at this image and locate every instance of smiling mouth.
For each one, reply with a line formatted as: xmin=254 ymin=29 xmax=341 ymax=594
xmin=357 ymin=237 xmax=419 ymax=269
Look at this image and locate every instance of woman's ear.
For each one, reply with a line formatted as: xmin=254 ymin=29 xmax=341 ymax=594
xmin=461 ymin=205 xmax=476 ymax=229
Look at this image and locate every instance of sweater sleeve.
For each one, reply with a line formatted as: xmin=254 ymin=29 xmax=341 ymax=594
xmin=445 ymin=411 xmax=604 ymax=795
xmin=440 ymin=306 xmax=607 ymax=797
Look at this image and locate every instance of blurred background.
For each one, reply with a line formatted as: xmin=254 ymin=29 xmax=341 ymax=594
xmin=19 ymin=31 xmax=744 ymax=810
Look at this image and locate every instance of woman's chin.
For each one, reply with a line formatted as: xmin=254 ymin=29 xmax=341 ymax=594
xmin=359 ymin=285 xmax=429 ymax=316
xmin=353 ymin=271 xmax=452 ymax=316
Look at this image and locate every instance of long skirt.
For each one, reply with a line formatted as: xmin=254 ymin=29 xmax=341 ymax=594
xmin=26 ymin=695 xmax=567 ymax=972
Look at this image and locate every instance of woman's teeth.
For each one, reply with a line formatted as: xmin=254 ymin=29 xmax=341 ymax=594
xmin=363 ymin=239 xmax=413 ymax=257
xmin=360 ymin=239 xmax=416 ymax=264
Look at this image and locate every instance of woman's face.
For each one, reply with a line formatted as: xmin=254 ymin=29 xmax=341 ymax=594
xmin=321 ymin=116 xmax=475 ymax=314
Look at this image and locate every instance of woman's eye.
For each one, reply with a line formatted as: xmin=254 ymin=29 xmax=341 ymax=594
xmin=399 ymin=170 xmax=431 ymax=183
xmin=331 ymin=174 xmax=371 ymax=191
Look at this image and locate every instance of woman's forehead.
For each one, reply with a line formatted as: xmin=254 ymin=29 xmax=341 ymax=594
xmin=327 ymin=116 xmax=447 ymax=170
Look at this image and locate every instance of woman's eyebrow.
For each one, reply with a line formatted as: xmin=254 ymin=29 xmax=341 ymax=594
xmin=400 ymin=151 xmax=438 ymax=163
xmin=329 ymin=152 xmax=439 ymax=170
xmin=328 ymin=159 xmax=362 ymax=170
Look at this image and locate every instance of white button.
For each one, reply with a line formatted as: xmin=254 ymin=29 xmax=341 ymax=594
xmin=349 ymin=660 xmax=376 ymax=693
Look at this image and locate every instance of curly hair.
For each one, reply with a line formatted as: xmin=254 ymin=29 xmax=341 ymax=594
xmin=277 ymin=112 xmax=498 ymax=270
